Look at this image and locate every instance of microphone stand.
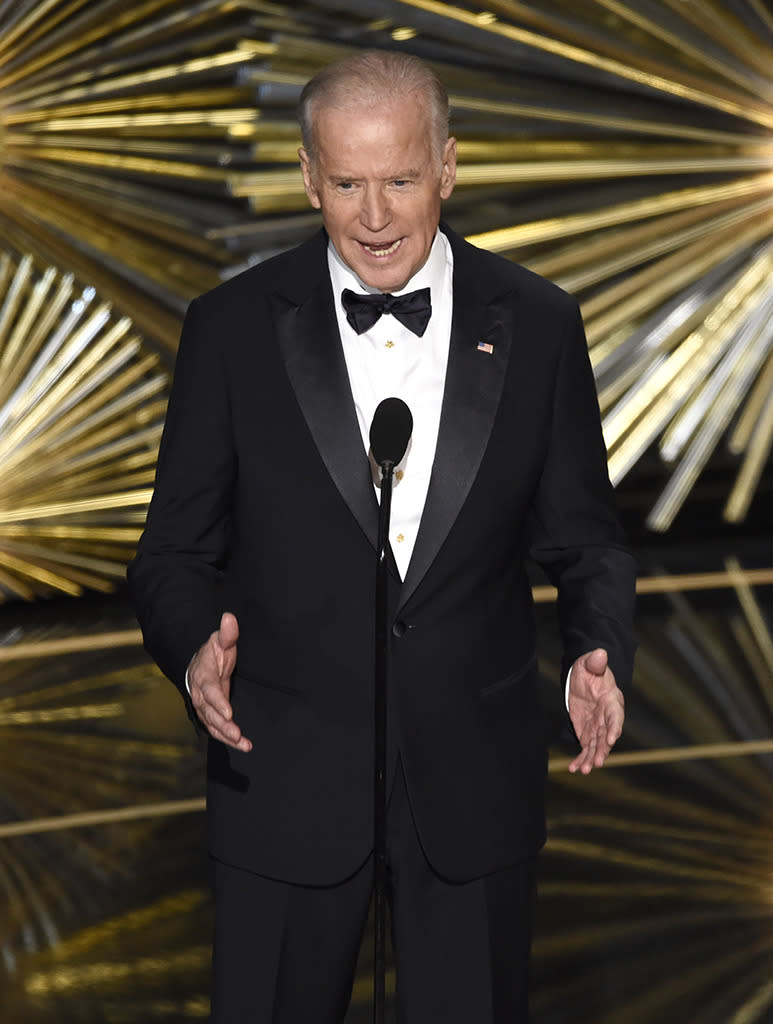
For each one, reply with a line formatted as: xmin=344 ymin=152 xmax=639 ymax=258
xmin=368 ymin=395 xmax=411 ymax=1023
xmin=373 ymin=456 xmax=395 ymax=1024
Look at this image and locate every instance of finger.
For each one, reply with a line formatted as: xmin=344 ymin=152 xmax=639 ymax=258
xmin=593 ymin=731 xmax=613 ymax=767
xmin=581 ymin=713 xmax=621 ymax=772
xmin=197 ymin=680 xmax=233 ymax=720
xmin=205 ymin=718 xmax=252 ymax=752
xmin=582 ymin=647 xmax=608 ymax=677
xmin=194 ymin=696 xmax=252 ymax=751
xmin=569 ymin=750 xmax=594 ymax=774
xmin=213 ymin=613 xmax=239 ymax=682
xmin=569 ymin=733 xmax=597 ymax=774
xmin=607 ymin=721 xmax=623 ymax=747
xmin=218 ymin=611 xmax=239 ymax=652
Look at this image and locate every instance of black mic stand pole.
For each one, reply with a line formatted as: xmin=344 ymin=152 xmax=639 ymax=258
xmin=373 ymin=456 xmax=395 ymax=1024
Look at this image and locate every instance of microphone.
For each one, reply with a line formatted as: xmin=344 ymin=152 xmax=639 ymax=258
xmin=369 ymin=398 xmax=413 ymax=469
xmin=369 ymin=397 xmax=413 ymax=1020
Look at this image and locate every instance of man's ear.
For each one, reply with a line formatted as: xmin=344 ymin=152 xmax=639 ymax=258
xmin=440 ymin=137 xmax=457 ymax=200
xmin=299 ymin=147 xmax=321 ymax=210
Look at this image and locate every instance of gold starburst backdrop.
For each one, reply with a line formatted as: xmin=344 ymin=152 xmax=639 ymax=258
xmin=0 ymin=613 xmax=201 ymax=976
xmin=0 ymin=1 xmax=772 ymax=602
xmin=535 ymin=559 xmax=773 ymax=1024
xmin=0 ymin=250 xmax=168 ymax=601
xmin=1 ymin=8 xmax=772 ymax=1022
xmin=0 ymin=565 xmax=771 ymax=1022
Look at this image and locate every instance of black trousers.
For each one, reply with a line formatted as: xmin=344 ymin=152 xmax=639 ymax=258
xmin=211 ymin=762 xmax=536 ymax=1022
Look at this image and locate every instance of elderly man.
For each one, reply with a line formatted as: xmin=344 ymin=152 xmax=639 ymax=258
xmin=129 ymin=50 xmax=636 ymax=1023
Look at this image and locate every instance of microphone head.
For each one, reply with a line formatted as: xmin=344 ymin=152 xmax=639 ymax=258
xmin=369 ymin=398 xmax=413 ymax=468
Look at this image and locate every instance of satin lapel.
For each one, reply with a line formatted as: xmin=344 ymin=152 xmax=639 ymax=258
xmin=399 ymin=249 xmax=515 ymax=609
xmin=270 ymin=268 xmax=379 ymax=551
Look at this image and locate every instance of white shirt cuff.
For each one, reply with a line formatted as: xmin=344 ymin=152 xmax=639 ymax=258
xmin=565 ymin=665 xmax=572 ymax=711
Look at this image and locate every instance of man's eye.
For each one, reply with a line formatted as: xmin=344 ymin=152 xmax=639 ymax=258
xmin=392 ymin=180 xmax=409 ymax=187
xmin=338 ymin=182 xmax=354 ymax=190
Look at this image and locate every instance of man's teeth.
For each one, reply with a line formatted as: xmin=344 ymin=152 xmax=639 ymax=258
xmin=364 ymin=239 xmax=401 ymax=256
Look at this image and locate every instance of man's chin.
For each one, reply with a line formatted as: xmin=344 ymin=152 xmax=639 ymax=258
xmin=354 ymin=268 xmax=410 ymax=293
xmin=348 ymin=251 xmax=412 ymax=293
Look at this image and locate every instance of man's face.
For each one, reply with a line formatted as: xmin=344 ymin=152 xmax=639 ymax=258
xmin=299 ymin=94 xmax=457 ymax=293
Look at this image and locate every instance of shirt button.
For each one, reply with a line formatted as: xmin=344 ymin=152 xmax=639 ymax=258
xmin=385 ymin=340 xmax=394 ymax=349
xmin=396 ymin=533 xmax=405 ymax=543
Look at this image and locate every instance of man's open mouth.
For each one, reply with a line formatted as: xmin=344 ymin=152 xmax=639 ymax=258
xmin=361 ymin=239 xmax=403 ymax=257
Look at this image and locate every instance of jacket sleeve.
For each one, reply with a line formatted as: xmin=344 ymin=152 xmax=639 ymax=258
xmin=528 ymin=299 xmax=637 ymax=691
xmin=127 ymin=295 xmax=235 ymax=705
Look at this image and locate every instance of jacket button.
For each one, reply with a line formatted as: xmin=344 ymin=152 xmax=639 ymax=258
xmin=392 ymin=620 xmax=408 ymax=638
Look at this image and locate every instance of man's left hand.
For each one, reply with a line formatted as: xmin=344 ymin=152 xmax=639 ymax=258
xmin=567 ymin=648 xmax=624 ymax=775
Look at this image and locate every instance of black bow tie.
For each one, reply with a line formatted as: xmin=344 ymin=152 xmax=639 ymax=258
xmin=341 ymin=287 xmax=432 ymax=337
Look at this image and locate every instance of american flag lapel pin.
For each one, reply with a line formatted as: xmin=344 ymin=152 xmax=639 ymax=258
xmin=477 ymin=339 xmax=494 ymax=355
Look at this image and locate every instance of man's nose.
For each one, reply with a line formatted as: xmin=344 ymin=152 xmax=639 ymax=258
xmin=360 ymin=187 xmax=391 ymax=232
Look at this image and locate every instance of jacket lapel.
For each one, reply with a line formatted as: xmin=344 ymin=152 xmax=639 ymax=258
xmin=270 ymin=227 xmax=516 ymax=593
xmin=399 ymin=231 xmax=515 ymax=609
xmin=270 ymin=231 xmax=380 ymax=551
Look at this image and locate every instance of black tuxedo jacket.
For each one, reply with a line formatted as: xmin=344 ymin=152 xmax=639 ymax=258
xmin=128 ymin=224 xmax=636 ymax=886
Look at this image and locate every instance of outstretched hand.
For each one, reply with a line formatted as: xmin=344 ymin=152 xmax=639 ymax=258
xmin=567 ymin=648 xmax=623 ymax=775
xmin=188 ymin=612 xmax=252 ymax=752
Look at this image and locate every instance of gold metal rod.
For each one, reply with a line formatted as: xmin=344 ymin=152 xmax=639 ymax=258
xmin=0 ymin=703 xmax=124 ymax=726
xmin=0 ymin=490 xmax=153 ymax=523
xmin=747 ymin=0 xmax=773 ymax=34
xmin=728 ymin=351 xmax=773 ymax=454
xmin=0 ymin=526 xmax=140 ymax=540
xmin=657 ymin=0 xmax=773 ymax=76
xmin=5 ymin=145 xmax=232 ymax=183
xmin=0 ymin=629 xmax=143 ymax=661
xmin=583 ymin=212 xmax=773 ymax=332
xmin=533 ymin=196 xmax=773 ymax=291
xmin=403 ymin=0 xmax=773 ymax=126
xmin=725 ymin=557 xmax=773 ymax=693
xmin=604 ymin=253 xmax=773 ymax=470
xmin=531 ymin=567 xmax=773 ymax=603
xmin=548 ymin=738 xmax=773 ymax=773
xmin=0 ymin=549 xmax=83 ymax=595
xmin=0 ymin=0 xmax=93 ymax=59
xmin=2 ymin=87 xmax=258 ymax=123
xmin=453 ymin=156 xmax=773 ymax=186
xmin=588 ymin=0 xmax=773 ymax=89
xmin=0 ymin=564 xmax=36 ymax=601
xmin=646 ymin=308 xmax=773 ymax=529
xmin=0 ymin=797 xmax=206 ymax=839
xmin=466 ymin=175 xmax=773 ymax=253
xmin=450 ymin=94 xmax=768 ymax=145
xmin=725 ymin=393 xmax=773 ymax=522
xmin=0 ymin=43 xmax=268 ymax=100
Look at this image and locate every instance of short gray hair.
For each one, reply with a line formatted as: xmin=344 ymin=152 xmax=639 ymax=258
xmin=298 ymin=50 xmax=449 ymax=165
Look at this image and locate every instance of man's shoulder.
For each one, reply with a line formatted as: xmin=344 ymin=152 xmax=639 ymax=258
xmin=443 ymin=223 xmax=576 ymax=313
xmin=189 ymin=228 xmax=327 ymax=313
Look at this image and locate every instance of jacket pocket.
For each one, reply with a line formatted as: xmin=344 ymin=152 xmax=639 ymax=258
xmin=478 ymin=654 xmax=537 ymax=698
xmin=232 ymin=668 xmax=301 ymax=697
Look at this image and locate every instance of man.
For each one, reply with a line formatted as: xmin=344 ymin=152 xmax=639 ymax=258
xmin=129 ymin=50 xmax=636 ymax=1022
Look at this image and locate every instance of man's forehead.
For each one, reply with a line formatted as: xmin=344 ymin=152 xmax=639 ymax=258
xmin=313 ymin=95 xmax=432 ymax=136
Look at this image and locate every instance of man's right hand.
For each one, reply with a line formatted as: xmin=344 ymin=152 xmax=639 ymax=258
xmin=188 ymin=611 xmax=252 ymax=752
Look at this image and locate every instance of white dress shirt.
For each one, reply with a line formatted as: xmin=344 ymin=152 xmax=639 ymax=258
xmin=328 ymin=230 xmax=452 ymax=581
